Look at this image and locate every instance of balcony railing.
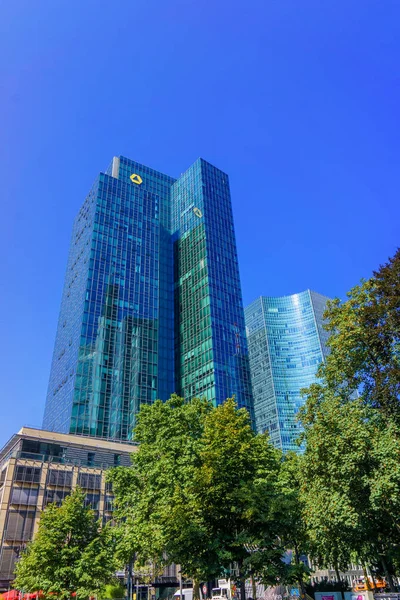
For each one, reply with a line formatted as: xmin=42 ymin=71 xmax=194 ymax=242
xmin=2 ymin=450 xmax=118 ymax=470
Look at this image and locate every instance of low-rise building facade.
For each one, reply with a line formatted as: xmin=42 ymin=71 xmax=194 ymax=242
xmin=0 ymin=427 xmax=136 ymax=591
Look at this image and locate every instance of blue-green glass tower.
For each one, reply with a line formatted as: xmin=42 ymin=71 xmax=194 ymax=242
xmin=245 ymin=290 xmax=330 ymax=452
xmin=43 ymin=156 xmax=253 ymax=440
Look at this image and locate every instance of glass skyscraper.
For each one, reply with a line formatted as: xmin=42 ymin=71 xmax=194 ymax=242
xmin=43 ymin=156 xmax=253 ymax=440
xmin=245 ymin=290 xmax=330 ymax=452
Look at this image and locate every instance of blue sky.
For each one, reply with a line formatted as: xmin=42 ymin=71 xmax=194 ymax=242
xmin=0 ymin=0 xmax=398 ymax=445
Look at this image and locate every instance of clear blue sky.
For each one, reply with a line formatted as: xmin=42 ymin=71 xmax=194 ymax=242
xmin=0 ymin=0 xmax=398 ymax=446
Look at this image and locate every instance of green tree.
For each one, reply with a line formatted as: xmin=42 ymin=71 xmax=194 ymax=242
xmin=299 ymin=390 xmax=371 ymax=578
xmin=273 ymin=452 xmax=310 ymax=596
xmin=320 ymin=248 xmax=400 ymax=422
xmin=297 ymin=248 xmax=400 ymax=589
xmin=193 ymin=398 xmax=285 ymax=599
xmin=367 ymin=417 xmax=400 ymax=583
xmin=14 ymin=488 xmax=117 ymax=599
xmin=109 ymin=396 xmax=286 ymax=600
xmin=298 ymin=388 xmax=400 ymax=590
xmin=109 ymin=394 xmax=219 ymax=597
xmin=102 ymin=583 xmax=126 ymax=599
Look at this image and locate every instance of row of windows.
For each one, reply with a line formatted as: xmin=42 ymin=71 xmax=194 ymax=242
xmin=10 ymin=470 xmax=104 ymax=492
xmin=45 ymin=159 xmax=252 ymax=436
xmin=246 ymin=293 xmax=329 ymax=450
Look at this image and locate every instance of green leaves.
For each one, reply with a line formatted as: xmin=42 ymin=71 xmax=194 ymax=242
xmin=109 ymin=395 xmax=218 ymax=581
xmin=109 ymin=396 xmax=287 ymax=589
xmin=194 ymin=399 xmax=284 ymax=585
xmin=298 ymin=248 xmax=400 ymax=583
xmin=14 ymin=488 xmax=117 ymax=599
xmin=320 ymin=249 xmax=400 ymax=421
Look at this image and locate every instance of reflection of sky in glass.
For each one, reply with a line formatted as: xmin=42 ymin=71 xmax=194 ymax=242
xmin=43 ymin=156 xmax=254 ymax=440
xmin=245 ymin=290 xmax=330 ymax=452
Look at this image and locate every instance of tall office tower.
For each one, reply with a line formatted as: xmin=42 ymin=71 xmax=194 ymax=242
xmin=43 ymin=157 xmax=253 ymax=440
xmin=172 ymin=160 xmax=253 ymax=408
xmin=245 ymin=290 xmax=330 ymax=453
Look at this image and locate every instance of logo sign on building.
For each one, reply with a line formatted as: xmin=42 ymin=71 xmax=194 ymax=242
xmin=130 ymin=173 xmax=143 ymax=185
xmin=193 ymin=207 xmax=202 ymax=218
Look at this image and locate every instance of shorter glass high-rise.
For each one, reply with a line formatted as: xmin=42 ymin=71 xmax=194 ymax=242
xmin=245 ymin=290 xmax=330 ymax=452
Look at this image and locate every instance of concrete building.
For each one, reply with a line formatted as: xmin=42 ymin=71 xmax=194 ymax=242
xmin=0 ymin=427 xmax=135 ymax=591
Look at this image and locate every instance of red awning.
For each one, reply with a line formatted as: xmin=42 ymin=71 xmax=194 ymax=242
xmin=1 ymin=591 xmax=43 ymax=600
xmin=1 ymin=591 xmax=21 ymax=600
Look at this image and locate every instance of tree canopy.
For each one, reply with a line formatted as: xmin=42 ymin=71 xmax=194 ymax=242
xmin=14 ymin=488 xmax=117 ymax=600
xmin=298 ymin=248 xmax=400 ymax=589
xmin=318 ymin=248 xmax=400 ymax=421
xmin=109 ymin=396 xmax=287 ymax=599
xmin=109 ymin=394 xmax=218 ymax=586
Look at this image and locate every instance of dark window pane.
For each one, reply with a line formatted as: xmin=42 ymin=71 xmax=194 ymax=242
xmin=5 ymin=511 xmax=35 ymax=541
xmin=104 ymin=495 xmax=114 ymax=511
xmin=85 ymin=494 xmax=100 ymax=510
xmin=78 ymin=473 xmax=101 ymax=489
xmin=0 ymin=548 xmax=17 ymax=578
xmin=44 ymin=489 xmax=70 ymax=506
xmin=14 ymin=467 xmax=41 ymax=483
xmin=10 ymin=487 xmax=38 ymax=506
xmin=0 ymin=468 xmax=6 ymax=485
xmin=47 ymin=469 xmax=73 ymax=487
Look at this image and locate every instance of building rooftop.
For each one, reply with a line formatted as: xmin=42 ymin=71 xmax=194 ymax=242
xmin=0 ymin=426 xmax=137 ymax=465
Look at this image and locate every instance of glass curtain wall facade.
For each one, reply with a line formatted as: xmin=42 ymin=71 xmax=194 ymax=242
xmin=43 ymin=156 xmax=253 ymax=440
xmin=172 ymin=159 xmax=253 ymax=413
xmin=245 ymin=290 xmax=330 ymax=452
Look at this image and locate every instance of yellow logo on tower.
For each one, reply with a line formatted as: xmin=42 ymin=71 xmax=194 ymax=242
xmin=130 ymin=173 xmax=143 ymax=185
xmin=193 ymin=207 xmax=202 ymax=218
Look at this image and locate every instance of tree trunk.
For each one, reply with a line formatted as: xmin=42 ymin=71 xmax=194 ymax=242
xmin=294 ymin=546 xmax=306 ymax=598
xmin=251 ymin=575 xmax=257 ymax=600
xmin=193 ymin=580 xmax=200 ymax=600
xmin=238 ymin=559 xmax=246 ymax=600
xmin=369 ymin=568 xmax=377 ymax=591
xmin=334 ymin=564 xmax=344 ymax=600
xmin=240 ymin=578 xmax=246 ymax=600
xmin=127 ymin=557 xmax=133 ymax=600
xmin=362 ymin=566 xmax=372 ymax=591
xmin=380 ymin=555 xmax=396 ymax=592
